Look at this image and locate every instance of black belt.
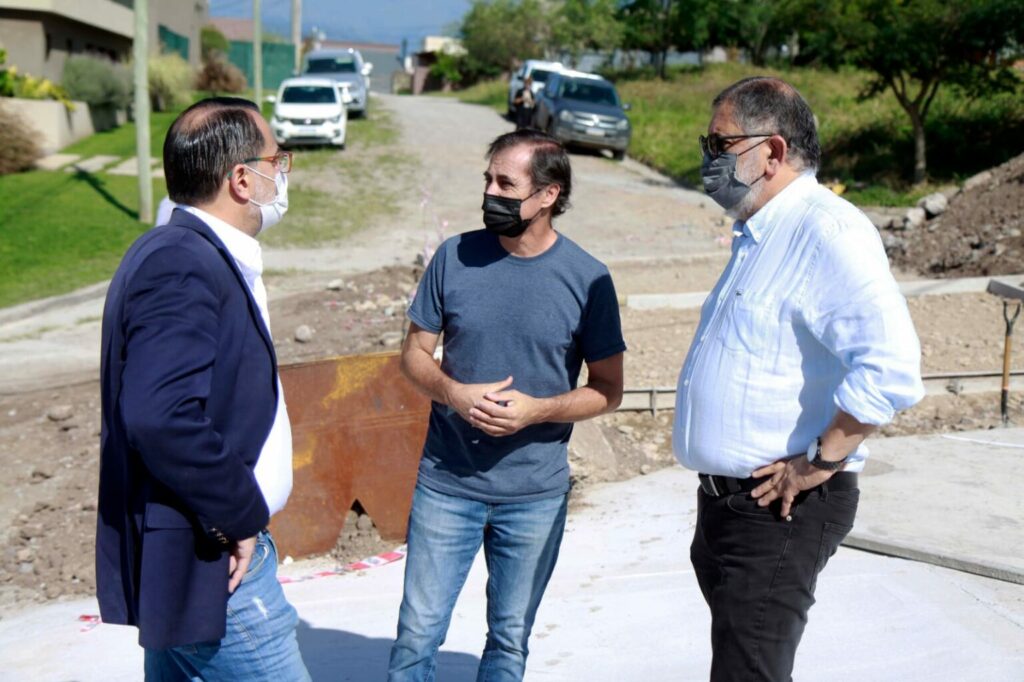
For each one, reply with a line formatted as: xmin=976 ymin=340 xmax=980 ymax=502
xmin=698 ymin=471 xmax=858 ymax=498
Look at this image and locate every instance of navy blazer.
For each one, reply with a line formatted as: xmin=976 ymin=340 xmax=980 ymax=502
xmin=96 ymin=209 xmax=277 ymax=650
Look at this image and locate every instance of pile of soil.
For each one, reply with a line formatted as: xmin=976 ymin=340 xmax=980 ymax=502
xmin=888 ymin=152 xmax=1024 ymax=277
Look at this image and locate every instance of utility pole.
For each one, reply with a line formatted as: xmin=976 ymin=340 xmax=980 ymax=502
xmin=253 ymin=0 xmax=263 ymax=109
xmin=133 ymin=0 xmax=152 ymax=224
xmin=292 ymin=0 xmax=302 ymax=74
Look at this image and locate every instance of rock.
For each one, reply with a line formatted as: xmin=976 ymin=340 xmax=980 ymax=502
xmin=294 ymin=325 xmax=314 ymax=343
xmin=379 ymin=331 xmax=403 ymax=348
xmin=18 ymin=562 xmax=34 ymax=575
xmin=903 ymin=207 xmax=927 ymax=230
xmin=15 ymin=548 xmax=32 ymax=562
xmin=568 ymin=420 xmax=619 ymax=484
xmin=863 ymin=209 xmax=898 ymax=230
xmin=881 ymin=232 xmax=903 ymax=250
xmin=616 ymin=425 xmax=635 ymax=436
xmin=19 ymin=523 xmax=44 ymax=539
xmin=639 ymin=464 xmax=652 ymax=475
xmin=356 ymin=514 xmax=374 ymax=531
xmin=326 ymin=279 xmax=344 ymax=291
xmin=375 ymin=294 xmax=392 ymax=307
xmin=46 ymin=405 xmax=73 ymax=422
xmin=354 ymin=300 xmax=378 ymax=312
xmin=29 ymin=467 xmax=54 ymax=483
xmin=918 ymin=192 xmax=948 ymax=218
xmin=383 ymin=306 xmax=396 ymax=317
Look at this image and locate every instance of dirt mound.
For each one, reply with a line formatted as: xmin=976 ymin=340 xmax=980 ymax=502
xmin=886 ymin=152 xmax=1024 ymax=277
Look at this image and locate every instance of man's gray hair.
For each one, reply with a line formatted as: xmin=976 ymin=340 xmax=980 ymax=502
xmin=713 ymin=77 xmax=821 ymax=172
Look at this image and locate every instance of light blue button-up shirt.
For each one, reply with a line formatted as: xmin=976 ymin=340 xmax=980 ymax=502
xmin=673 ymin=173 xmax=924 ymax=477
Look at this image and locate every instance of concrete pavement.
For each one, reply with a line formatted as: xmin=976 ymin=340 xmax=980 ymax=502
xmin=2 ymin=429 xmax=1022 ymax=681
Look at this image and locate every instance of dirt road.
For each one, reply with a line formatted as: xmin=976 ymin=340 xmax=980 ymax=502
xmin=0 ymin=94 xmax=724 ymax=395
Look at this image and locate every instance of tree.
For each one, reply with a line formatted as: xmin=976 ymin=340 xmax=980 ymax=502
xmin=798 ymin=0 xmax=1024 ymax=184
xmin=618 ymin=0 xmax=710 ymax=78
xmin=460 ymin=0 xmax=551 ymax=76
xmin=200 ymin=25 xmax=230 ymax=61
xmin=704 ymin=0 xmax=795 ymax=66
xmin=551 ymin=0 xmax=623 ymax=68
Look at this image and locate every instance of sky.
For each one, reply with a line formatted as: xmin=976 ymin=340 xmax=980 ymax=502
xmin=209 ymin=0 xmax=471 ymax=47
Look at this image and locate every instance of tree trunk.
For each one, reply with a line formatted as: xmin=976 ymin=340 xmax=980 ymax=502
xmin=910 ymin=109 xmax=927 ymax=184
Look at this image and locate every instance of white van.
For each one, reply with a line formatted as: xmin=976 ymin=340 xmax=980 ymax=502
xmin=507 ymin=60 xmax=565 ymax=116
xmin=270 ymin=77 xmax=348 ymax=148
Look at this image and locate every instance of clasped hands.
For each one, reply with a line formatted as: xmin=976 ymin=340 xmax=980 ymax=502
xmin=450 ymin=376 xmax=544 ymax=437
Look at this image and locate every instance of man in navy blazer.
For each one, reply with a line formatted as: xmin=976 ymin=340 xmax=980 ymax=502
xmin=97 ymin=97 xmax=309 ymax=680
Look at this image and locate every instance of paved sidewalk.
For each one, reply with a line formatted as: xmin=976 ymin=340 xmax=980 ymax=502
xmin=1 ymin=440 xmax=1022 ymax=681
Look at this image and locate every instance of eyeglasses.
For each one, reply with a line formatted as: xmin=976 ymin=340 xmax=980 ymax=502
xmin=699 ymin=133 xmax=774 ymax=159
xmin=243 ymin=151 xmax=293 ymax=174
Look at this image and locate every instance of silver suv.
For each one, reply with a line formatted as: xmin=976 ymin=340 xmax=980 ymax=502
xmin=303 ymin=48 xmax=373 ymax=117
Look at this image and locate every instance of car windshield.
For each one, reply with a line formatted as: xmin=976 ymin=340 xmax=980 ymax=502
xmin=306 ymin=57 xmax=357 ymax=74
xmin=560 ymin=80 xmax=619 ymax=106
xmin=281 ymin=86 xmax=337 ymax=104
xmin=530 ymin=69 xmax=554 ymax=83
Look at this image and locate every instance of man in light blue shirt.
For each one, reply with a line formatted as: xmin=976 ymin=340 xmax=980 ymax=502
xmin=674 ymin=77 xmax=924 ymax=681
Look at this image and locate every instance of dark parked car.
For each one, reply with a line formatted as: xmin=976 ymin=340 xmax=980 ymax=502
xmin=531 ymin=71 xmax=631 ymax=160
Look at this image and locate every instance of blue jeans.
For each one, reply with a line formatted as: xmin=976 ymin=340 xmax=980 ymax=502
xmin=144 ymin=531 xmax=310 ymax=682
xmin=388 ymin=483 xmax=568 ymax=682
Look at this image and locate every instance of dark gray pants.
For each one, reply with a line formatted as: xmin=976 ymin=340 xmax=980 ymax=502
xmin=690 ymin=484 xmax=859 ymax=681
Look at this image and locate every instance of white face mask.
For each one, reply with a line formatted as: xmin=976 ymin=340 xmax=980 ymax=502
xmin=246 ymin=165 xmax=289 ymax=232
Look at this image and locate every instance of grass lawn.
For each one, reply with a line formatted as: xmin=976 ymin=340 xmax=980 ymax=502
xmin=441 ymin=63 xmax=1024 ymax=207
xmin=0 ymin=171 xmax=163 ymax=308
xmin=63 ymin=110 xmax=181 ymax=159
xmin=0 ymin=97 xmax=406 ymax=308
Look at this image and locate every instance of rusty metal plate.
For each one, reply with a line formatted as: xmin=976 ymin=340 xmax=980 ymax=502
xmin=269 ymin=351 xmax=430 ymax=559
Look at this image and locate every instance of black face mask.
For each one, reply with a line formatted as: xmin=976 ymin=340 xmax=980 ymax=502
xmin=481 ymin=188 xmax=543 ymax=238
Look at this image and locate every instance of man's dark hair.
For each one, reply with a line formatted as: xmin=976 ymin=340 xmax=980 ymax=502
xmin=486 ymin=129 xmax=572 ymax=217
xmin=163 ymin=97 xmax=264 ymax=206
xmin=713 ymin=77 xmax=821 ymax=172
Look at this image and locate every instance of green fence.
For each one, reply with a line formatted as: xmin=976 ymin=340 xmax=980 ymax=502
xmin=227 ymin=41 xmax=295 ymax=91
xmin=158 ymin=25 xmax=189 ymax=61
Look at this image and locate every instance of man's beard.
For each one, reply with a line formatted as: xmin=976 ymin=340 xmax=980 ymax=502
xmin=725 ymin=154 xmax=767 ymax=221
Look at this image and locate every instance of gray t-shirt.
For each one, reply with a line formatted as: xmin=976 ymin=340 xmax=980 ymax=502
xmin=408 ymin=229 xmax=626 ymax=503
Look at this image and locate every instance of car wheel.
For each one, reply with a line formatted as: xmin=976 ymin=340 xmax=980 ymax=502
xmin=612 ymin=149 xmax=626 ymax=161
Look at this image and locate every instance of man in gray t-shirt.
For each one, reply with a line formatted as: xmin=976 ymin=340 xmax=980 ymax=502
xmin=388 ymin=130 xmax=625 ymax=682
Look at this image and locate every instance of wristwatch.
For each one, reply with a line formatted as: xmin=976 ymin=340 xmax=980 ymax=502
xmin=806 ymin=437 xmax=847 ymax=471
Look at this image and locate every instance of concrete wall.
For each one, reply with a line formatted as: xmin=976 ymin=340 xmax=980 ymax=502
xmin=3 ymin=97 xmax=98 ymax=153
xmin=150 ymin=1 xmax=208 ymax=68
xmin=0 ymin=9 xmax=131 ymax=82
xmin=0 ymin=0 xmax=208 ymax=81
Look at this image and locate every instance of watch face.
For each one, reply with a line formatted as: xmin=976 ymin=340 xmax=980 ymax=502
xmin=807 ymin=438 xmax=819 ymax=462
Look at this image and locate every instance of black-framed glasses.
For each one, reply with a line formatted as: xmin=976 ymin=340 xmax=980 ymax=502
xmin=243 ymin=151 xmax=293 ymax=174
xmin=699 ymin=133 xmax=774 ymax=159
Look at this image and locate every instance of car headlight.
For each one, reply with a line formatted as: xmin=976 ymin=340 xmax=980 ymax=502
xmin=616 ymin=118 xmax=630 ymax=130
xmin=558 ymin=110 xmax=574 ymax=123
xmin=271 ymin=114 xmax=282 ymax=124
xmin=329 ymin=114 xmax=343 ymax=123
